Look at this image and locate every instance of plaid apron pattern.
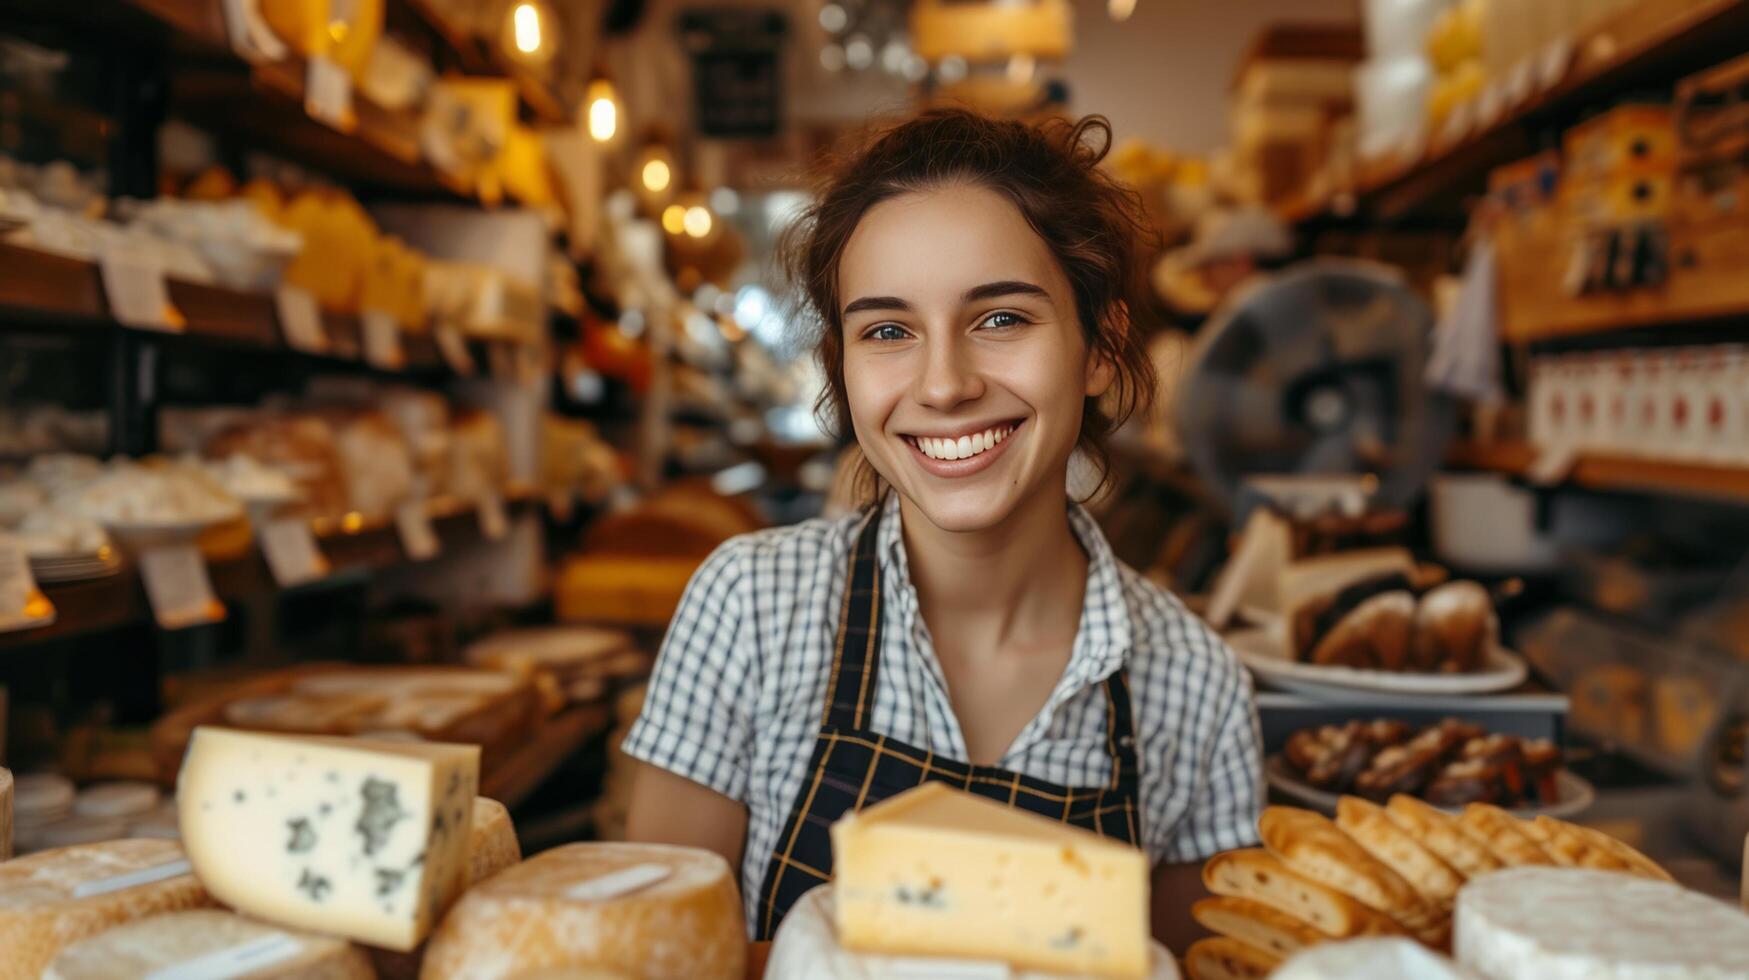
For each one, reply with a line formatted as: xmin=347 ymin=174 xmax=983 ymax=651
xmin=754 ymin=508 xmax=1143 ymax=940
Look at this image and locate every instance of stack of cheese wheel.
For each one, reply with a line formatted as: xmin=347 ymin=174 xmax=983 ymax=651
xmin=43 ymin=909 xmax=375 ymax=979
xmin=1186 ymin=798 xmax=1673 ymax=980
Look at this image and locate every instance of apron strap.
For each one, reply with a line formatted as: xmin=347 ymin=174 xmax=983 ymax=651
xmin=821 ymin=506 xmax=885 ymax=730
xmin=1102 ymin=669 xmax=1141 ymax=790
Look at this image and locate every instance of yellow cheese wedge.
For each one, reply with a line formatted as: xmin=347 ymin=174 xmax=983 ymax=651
xmin=0 ymin=838 xmax=213 ymax=980
xmin=831 ymin=782 xmax=1151 ymax=980
xmin=421 ymin=841 xmax=745 ymax=980
xmin=44 ymin=909 xmax=373 ymax=979
xmin=176 ymin=728 xmax=480 ymax=952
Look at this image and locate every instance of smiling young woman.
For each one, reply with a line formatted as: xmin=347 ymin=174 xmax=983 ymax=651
xmin=623 ymin=109 xmax=1262 ymax=952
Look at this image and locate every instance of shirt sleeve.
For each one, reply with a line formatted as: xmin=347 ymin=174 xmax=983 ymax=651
xmin=1161 ymin=664 xmax=1264 ymax=864
xmin=621 ymin=538 xmax=757 ymax=802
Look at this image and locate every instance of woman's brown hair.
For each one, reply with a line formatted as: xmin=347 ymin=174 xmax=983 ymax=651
xmin=780 ymin=108 xmax=1157 ymax=501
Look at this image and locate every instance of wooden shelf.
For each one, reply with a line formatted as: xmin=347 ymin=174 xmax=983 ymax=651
xmin=1292 ymin=0 xmax=1749 ymax=226
xmin=395 ymin=0 xmax=569 ymax=125
xmin=0 ymin=491 xmax=544 ymax=651
xmin=482 ymin=703 xmax=611 ymax=808
xmin=1449 ymin=440 xmax=1749 ymax=502
xmin=0 ymin=242 xmax=498 ymax=377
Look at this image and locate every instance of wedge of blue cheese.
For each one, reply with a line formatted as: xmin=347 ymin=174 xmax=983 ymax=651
xmin=177 ymin=727 xmax=480 ymax=952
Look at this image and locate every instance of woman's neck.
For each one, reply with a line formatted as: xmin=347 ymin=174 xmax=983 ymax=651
xmin=896 ymin=477 xmax=1088 ymax=658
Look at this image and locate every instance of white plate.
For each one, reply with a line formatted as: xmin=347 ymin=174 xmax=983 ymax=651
xmin=1266 ymin=755 xmax=1596 ymax=821
xmin=1225 ymin=624 xmax=1529 ymax=697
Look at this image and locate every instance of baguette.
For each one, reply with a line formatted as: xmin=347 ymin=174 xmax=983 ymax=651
xmin=1533 ymin=816 xmax=1672 ymax=881
xmin=1191 ymin=896 xmax=1324 ymax=959
xmin=1183 ymin=937 xmax=1281 ymax=980
xmin=1202 ymin=849 xmax=1405 ymax=939
xmin=1260 ymin=806 xmax=1439 ymax=932
xmin=1458 ymin=803 xmax=1554 ymax=866
xmin=1335 ymin=797 xmax=1465 ymax=908
xmin=1384 ymin=795 xmax=1502 ymax=880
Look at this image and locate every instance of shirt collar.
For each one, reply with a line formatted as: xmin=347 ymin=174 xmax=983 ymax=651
xmin=873 ymin=492 xmax=1132 ymax=678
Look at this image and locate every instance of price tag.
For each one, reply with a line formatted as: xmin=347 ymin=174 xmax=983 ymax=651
xmin=140 ymin=546 xmax=225 ymax=630
xmin=1477 ymin=83 xmax=1507 ymax=128
xmin=1537 ymin=37 xmax=1574 ymax=92
xmin=220 ymin=0 xmax=288 ymax=62
xmin=305 ymin=56 xmax=355 ymax=131
xmin=477 ymin=492 xmax=510 ymax=541
xmin=275 ymin=285 xmax=329 ymax=354
xmin=1439 ymin=101 xmax=1476 ymax=148
xmin=395 ymin=502 xmax=440 ymax=562
xmin=0 ymin=535 xmax=54 ymax=634
xmin=1505 ymin=60 xmax=1536 ymax=107
xmin=259 ymin=517 xmax=329 ymax=587
xmin=435 ymin=326 xmax=476 ymax=376
xmin=99 ymin=244 xmax=183 ymax=332
xmin=1528 ymin=444 xmax=1580 ymax=485
xmin=566 ymin=863 xmax=672 ymax=901
xmin=362 ymin=309 xmax=407 ymax=371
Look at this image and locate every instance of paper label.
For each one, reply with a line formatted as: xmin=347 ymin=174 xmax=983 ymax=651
xmin=1477 ymin=83 xmax=1507 ymax=128
xmin=1439 ymin=101 xmax=1476 ymax=147
xmin=275 ymin=285 xmax=329 ymax=354
xmin=566 ymin=863 xmax=672 ymax=900
xmin=145 ymin=932 xmax=304 ymax=980
xmin=395 ymin=502 xmax=440 ymax=562
xmin=1537 ymin=37 xmax=1574 ymax=92
xmin=140 ymin=546 xmax=225 ymax=630
xmin=436 ymin=326 xmax=476 ymax=376
xmin=219 ymin=0 xmax=288 ymax=62
xmin=477 ymin=492 xmax=510 ymax=541
xmin=260 ymin=517 xmax=329 ymax=587
xmin=74 ymin=858 xmax=193 ymax=898
xmin=0 ymin=534 xmax=54 ymax=633
xmin=100 ymin=245 xmax=183 ymax=332
xmin=362 ymin=309 xmax=406 ymax=371
xmin=1505 ymin=60 xmax=1536 ymax=106
xmin=1529 ymin=444 xmax=1580 ymax=485
xmin=305 ymin=56 xmax=354 ymax=131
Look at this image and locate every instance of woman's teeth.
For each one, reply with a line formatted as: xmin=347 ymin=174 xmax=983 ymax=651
xmin=910 ymin=423 xmax=1017 ymax=461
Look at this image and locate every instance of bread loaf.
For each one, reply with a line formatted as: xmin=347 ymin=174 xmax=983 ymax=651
xmin=1202 ymin=849 xmax=1405 ymax=939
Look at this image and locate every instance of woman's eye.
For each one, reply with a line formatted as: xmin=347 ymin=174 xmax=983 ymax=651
xmin=866 ymin=323 xmax=909 ymax=341
xmin=978 ymin=311 xmax=1027 ymax=330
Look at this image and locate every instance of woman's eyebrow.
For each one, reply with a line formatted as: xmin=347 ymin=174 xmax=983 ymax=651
xmin=842 ymin=295 xmax=911 ymax=316
xmin=961 ymin=280 xmax=1049 ymax=303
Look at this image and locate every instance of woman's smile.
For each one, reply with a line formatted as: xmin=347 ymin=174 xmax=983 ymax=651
xmin=900 ymin=419 xmax=1023 ymax=477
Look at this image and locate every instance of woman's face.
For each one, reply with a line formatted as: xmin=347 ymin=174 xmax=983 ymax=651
xmin=838 ymin=184 xmax=1113 ymax=534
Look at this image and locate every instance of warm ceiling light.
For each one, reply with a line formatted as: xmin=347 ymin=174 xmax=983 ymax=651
xmin=1108 ymin=0 xmax=1138 ymax=21
xmin=683 ymin=206 xmax=713 ymax=238
xmin=662 ymin=204 xmax=687 ymax=235
xmin=585 ymin=79 xmax=618 ymax=142
xmin=642 ymin=159 xmax=672 ymax=193
xmin=512 ymin=3 xmax=542 ymax=53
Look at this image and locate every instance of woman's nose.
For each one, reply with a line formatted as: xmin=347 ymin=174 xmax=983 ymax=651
xmin=912 ymin=335 xmax=984 ymax=410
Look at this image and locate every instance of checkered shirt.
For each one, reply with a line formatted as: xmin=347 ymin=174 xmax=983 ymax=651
xmin=623 ymin=493 xmax=1262 ymax=931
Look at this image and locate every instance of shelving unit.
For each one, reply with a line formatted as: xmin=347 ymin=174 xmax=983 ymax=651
xmin=1448 ymin=441 xmax=1749 ymax=503
xmin=0 ymin=489 xmax=546 ymax=652
xmin=1288 ymin=0 xmax=1749 ymax=226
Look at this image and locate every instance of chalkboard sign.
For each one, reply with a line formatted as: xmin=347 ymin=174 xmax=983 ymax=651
xmin=679 ymin=9 xmax=788 ymax=139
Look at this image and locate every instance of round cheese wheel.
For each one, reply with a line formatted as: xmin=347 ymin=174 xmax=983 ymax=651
xmin=14 ymin=773 xmax=75 ymax=821
xmin=0 ymin=838 xmax=212 ymax=978
xmin=421 ymin=842 xmax=746 ymax=980
xmin=768 ymin=886 xmax=1182 ymax=980
xmin=72 ymin=782 xmax=161 ymax=820
xmin=1456 ymin=867 xmax=1749 ymax=979
xmin=44 ymin=908 xmax=373 ymax=980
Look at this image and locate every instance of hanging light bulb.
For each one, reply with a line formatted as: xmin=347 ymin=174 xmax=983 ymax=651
xmin=585 ymin=78 xmax=619 ymax=143
xmin=683 ymin=206 xmax=713 ymax=238
xmin=642 ymin=158 xmax=672 ymax=193
xmin=502 ymin=1 xmax=557 ymax=66
xmin=1108 ymin=0 xmax=1138 ymax=22
xmin=512 ymin=3 xmax=541 ymax=53
xmin=661 ymin=204 xmax=687 ymax=235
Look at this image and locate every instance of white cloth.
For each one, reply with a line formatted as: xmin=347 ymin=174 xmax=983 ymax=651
xmin=624 ymin=493 xmax=1263 ymax=934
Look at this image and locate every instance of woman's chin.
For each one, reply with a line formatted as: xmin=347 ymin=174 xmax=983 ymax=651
xmin=895 ymin=482 xmax=1027 ymax=535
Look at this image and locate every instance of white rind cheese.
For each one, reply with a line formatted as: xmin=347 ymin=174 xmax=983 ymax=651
xmin=0 ymin=838 xmax=212 ymax=980
xmin=769 ymin=886 xmax=1182 ymax=980
xmin=831 ymin=783 xmax=1151 ymax=980
xmin=1456 ymin=867 xmax=1749 ymax=980
xmin=420 ymin=841 xmax=746 ymax=980
xmin=44 ymin=908 xmax=374 ymax=979
xmin=1274 ymin=938 xmax=1476 ymax=980
xmin=176 ymin=727 xmax=479 ymax=952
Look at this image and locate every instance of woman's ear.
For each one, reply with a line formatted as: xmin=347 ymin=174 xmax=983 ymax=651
xmin=1084 ymin=303 xmax=1123 ymax=398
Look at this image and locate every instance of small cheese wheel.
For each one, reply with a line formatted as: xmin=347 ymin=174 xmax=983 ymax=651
xmin=0 ymin=838 xmax=212 ymax=979
xmin=72 ymin=783 xmax=161 ymax=820
xmin=44 ymin=908 xmax=373 ymax=979
xmin=14 ymin=773 xmax=75 ymax=821
xmin=1 ymin=767 xmax=13 ymax=860
xmin=421 ymin=842 xmax=746 ymax=980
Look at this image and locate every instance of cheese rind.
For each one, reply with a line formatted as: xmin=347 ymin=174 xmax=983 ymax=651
xmin=769 ymin=885 xmax=1179 ymax=980
xmin=831 ymin=783 xmax=1151 ymax=980
xmin=0 ymin=838 xmax=212 ymax=980
xmin=176 ymin=727 xmax=479 ymax=952
xmin=420 ymin=841 xmax=745 ymax=980
xmin=43 ymin=908 xmax=374 ymax=979
xmin=1455 ymin=867 xmax=1749 ymax=979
